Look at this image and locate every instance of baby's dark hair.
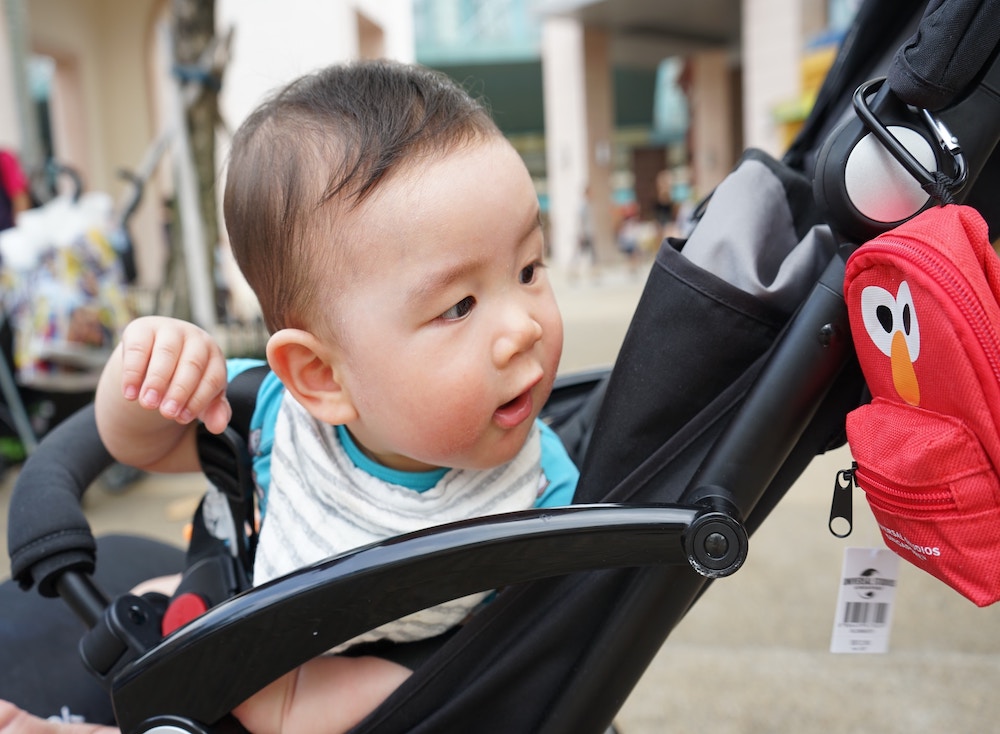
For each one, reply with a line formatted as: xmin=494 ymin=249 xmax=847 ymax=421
xmin=223 ymin=60 xmax=501 ymax=333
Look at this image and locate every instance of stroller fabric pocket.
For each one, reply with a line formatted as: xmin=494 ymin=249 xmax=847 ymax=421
xmin=844 ymin=204 xmax=1000 ymax=606
xmin=577 ymin=148 xmax=830 ymax=501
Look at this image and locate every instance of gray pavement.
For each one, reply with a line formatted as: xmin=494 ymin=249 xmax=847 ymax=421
xmin=3 ymin=257 xmax=1000 ymax=732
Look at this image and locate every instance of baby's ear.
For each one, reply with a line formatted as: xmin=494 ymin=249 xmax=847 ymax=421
xmin=266 ymin=329 xmax=358 ymax=425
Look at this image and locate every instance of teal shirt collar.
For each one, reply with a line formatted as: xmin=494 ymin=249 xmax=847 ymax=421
xmin=336 ymin=424 xmax=448 ymax=492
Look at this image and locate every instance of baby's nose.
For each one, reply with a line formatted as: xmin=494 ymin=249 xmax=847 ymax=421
xmin=492 ymin=309 xmax=544 ymax=366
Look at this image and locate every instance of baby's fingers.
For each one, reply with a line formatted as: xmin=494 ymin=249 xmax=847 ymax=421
xmin=131 ymin=328 xmax=187 ymax=411
xmin=118 ymin=322 xmax=170 ymax=403
xmin=200 ymin=394 xmax=233 ymax=435
xmin=157 ymin=337 xmax=228 ymax=425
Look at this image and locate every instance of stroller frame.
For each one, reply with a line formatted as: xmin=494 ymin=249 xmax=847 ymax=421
xmin=8 ymin=2 xmax=1000 ymax=732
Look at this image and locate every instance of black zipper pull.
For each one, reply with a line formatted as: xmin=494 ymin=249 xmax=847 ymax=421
xmin=829 ymin=462 xmax=856 ymax=538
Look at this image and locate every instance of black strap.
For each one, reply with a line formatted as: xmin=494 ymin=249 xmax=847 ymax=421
xmin=226 ymin=363 xmax=269 ymax=441
xmin=888 ymin=0 xmax=1000 ymax=111
xmin=189 ymin=364 xmax=269 ymax=581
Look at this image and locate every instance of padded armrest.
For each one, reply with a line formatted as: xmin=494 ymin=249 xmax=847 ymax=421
xmin=7 ymin=404 xmax=114 ymax=595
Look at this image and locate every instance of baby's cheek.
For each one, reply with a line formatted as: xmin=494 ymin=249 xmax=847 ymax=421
xmin=410 ymin=407 xmax=481 ymax=459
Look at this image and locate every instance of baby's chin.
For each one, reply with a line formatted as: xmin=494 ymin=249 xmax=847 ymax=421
xmin=445 ymin=434 xmax=534 ymax=473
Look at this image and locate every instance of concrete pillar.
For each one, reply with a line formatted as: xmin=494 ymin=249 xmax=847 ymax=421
xmin=581 ymin=25 xmax=615 ymax=264
xmin=0 ymin=0 xmax=40 ymax=162
xmin=688 ymin=50 xmax=737 ymax=199
xmin=541 ymin=17 xmax=617 ymax=269
xmin=0 ymin=2 xmax=20 ymax=147
xmin=741 ymin=0 xmax=802 ymax=156
xmin=541 ymin=16 xmax=586 ymax=269
xmin=741 ymin=0 xmax=826 ymax=157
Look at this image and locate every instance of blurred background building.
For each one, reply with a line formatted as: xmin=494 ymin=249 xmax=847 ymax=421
xmin=0 ymin=0 xmax=861 ymax=328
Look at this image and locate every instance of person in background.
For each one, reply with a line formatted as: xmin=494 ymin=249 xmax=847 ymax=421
xmin=0 ymin=149 xmax=32 ymax=231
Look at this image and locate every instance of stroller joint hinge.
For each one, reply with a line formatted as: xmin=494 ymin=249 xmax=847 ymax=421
xmin=684 ymin=495 xmax=748 ymax=579
xmin=79 ymin=592 xmax=167 ymax=691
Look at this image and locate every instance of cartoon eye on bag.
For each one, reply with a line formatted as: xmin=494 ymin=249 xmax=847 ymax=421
xmin=860 ymin=281 xmax=921 ymax=406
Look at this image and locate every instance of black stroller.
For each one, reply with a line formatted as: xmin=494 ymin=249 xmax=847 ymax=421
xmin=7 ymin=1 xmax=1000 ymax=732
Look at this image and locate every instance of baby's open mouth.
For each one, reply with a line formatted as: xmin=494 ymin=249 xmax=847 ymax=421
xmin=499 ymin=394 xmax=521 ymax=410
xmin=493 ymin=390 xmax=533 ymax=429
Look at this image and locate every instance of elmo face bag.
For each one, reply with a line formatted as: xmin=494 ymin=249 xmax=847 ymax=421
xmin=843 ymin=204 xmax=1000 ymax=606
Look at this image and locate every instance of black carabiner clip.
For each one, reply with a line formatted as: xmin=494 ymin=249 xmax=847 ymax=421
xmin=853 ymin=77 xmax=968 ymax=203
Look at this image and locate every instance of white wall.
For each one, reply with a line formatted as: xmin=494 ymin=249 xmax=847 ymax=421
xmin=213 ymin=0 xmax=415 ymax=321
xmin=218 ymin=0 xmax=414 ymax=135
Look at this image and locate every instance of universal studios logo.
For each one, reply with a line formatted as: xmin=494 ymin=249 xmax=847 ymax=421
xmin=844 ymin=567 xmax=896 ymax=600
xmin=878 ymin=523 xmax=941 ymax=561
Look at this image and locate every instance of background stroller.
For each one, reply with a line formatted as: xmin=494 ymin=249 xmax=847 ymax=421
xmin=7 ymin=1 xmax=1000 ymax=732
xmin=0 ymin=163 xmax=138 ymax=482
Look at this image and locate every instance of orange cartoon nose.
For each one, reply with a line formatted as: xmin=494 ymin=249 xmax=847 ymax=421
xmin=890 ymin=329 xmax=920 ymax=406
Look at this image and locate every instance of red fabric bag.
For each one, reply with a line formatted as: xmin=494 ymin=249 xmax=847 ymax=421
xmin=844 ymin=204 xmax=1000 ymax=606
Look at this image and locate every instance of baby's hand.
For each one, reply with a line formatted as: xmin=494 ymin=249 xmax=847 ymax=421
xmin=119 ymin=316 xmax=231 ymax=434
xmin=0 ymin=699 xmax=117 ymax=732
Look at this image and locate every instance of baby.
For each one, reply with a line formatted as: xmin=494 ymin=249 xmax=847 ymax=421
xmin=0 ymin=59 xmax=576 ymax=734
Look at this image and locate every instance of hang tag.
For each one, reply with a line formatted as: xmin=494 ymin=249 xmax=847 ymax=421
xmin=830 ymin=547 xmax=899 ymax=653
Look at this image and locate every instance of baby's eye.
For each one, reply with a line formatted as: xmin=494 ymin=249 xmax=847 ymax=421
xmin=440 ymin=296 xmax=476 ymax=321
xmin=519 ymin=262 xmax=541 ymax=285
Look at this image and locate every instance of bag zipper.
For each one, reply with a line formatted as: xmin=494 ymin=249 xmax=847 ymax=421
xmin=830 ymin=458 xmax=957 ymax=539
xmin=829 ymin=462 xmax=856 ymax=538
xmin=853 ymin=464 xmax=956 ymax=513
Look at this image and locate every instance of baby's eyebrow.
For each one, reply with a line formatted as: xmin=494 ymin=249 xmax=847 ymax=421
xmin=405 ymin=259 xmax=480 ymax=308
xmin=527 ymin=208 xmax=544 ymax=246
xmin=406 ymin=207 xmax=542 ymax=307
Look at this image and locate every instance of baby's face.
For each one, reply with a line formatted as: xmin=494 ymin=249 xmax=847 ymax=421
xmin=327 ymin=137 xmax=563 ymax=472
